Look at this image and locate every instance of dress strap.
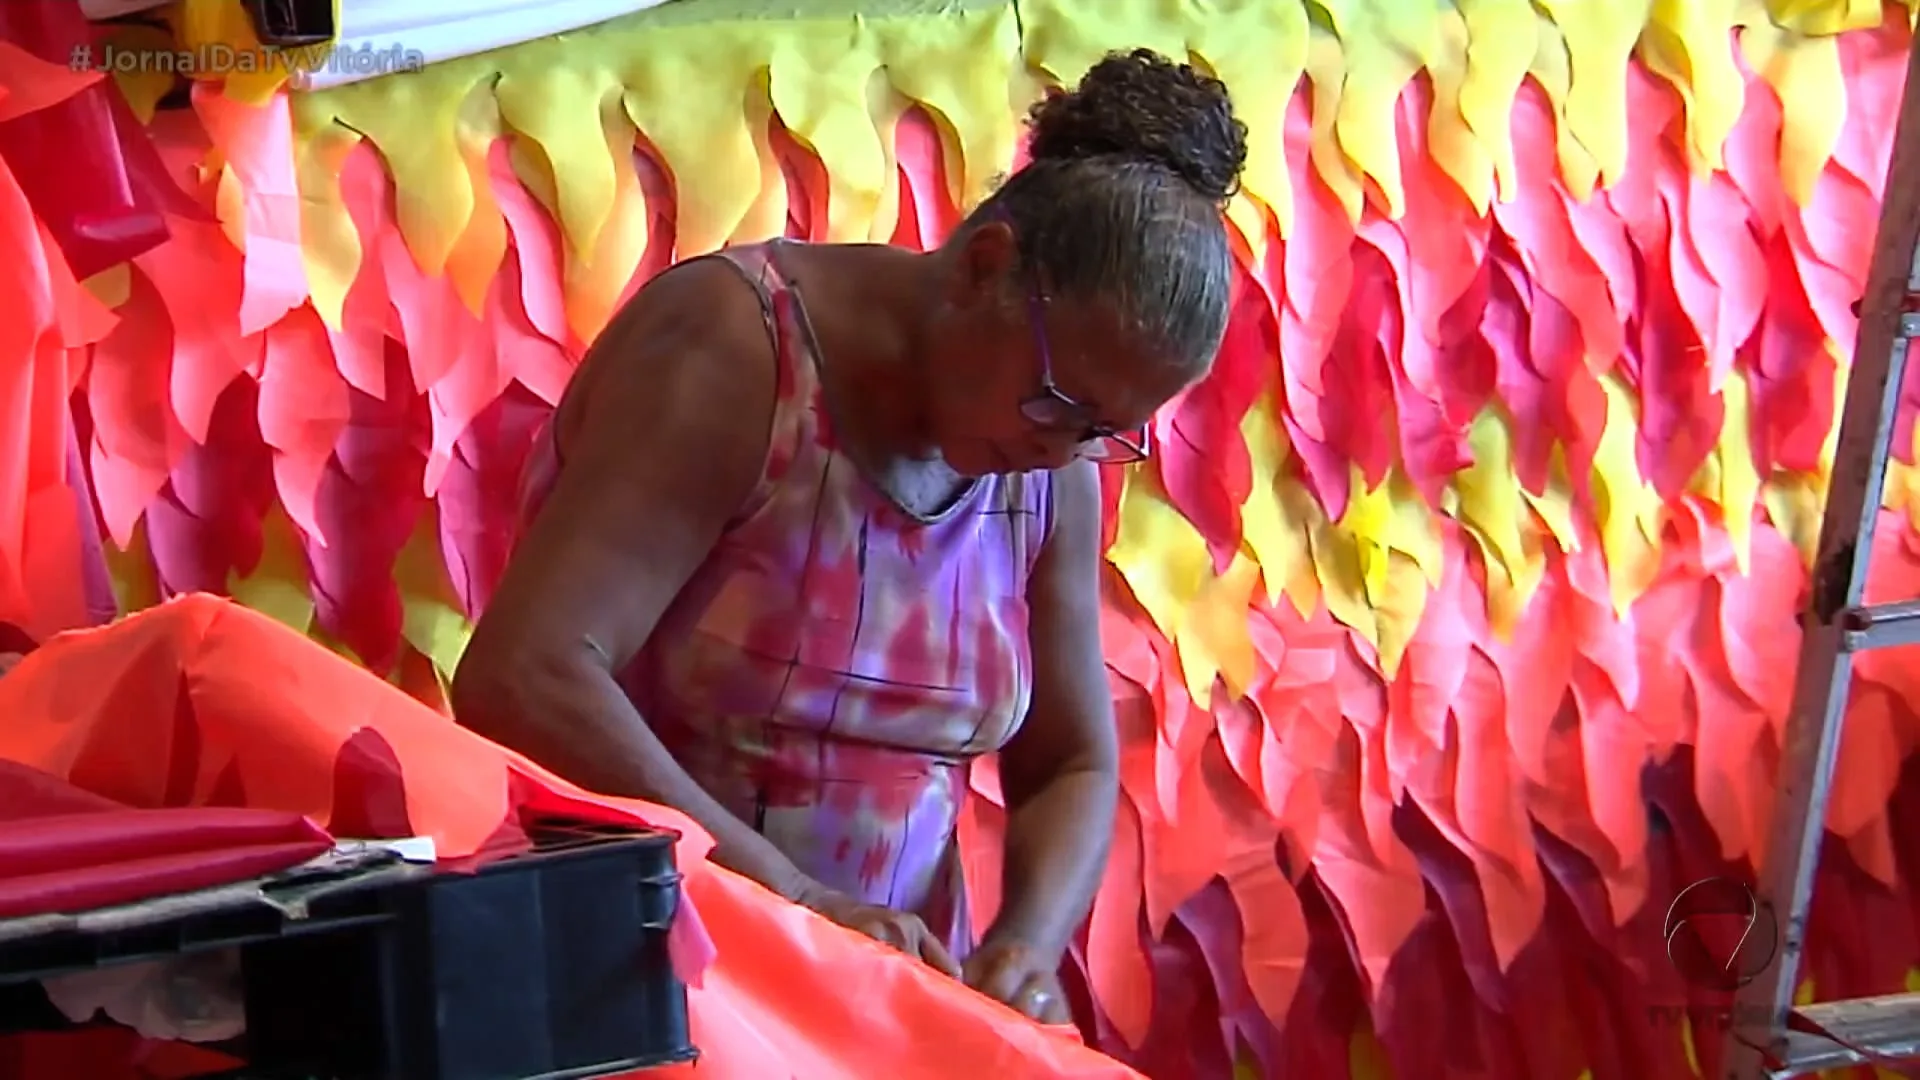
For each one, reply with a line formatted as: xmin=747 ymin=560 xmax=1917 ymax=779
xmin=704 ymin=242 xmax=794 ymax=347
xmin=701 ymin=241 xmax=819 ymax=524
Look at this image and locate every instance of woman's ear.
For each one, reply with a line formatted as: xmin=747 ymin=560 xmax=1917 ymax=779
xmin=948 ymin=219 xmax=1020 ymax=308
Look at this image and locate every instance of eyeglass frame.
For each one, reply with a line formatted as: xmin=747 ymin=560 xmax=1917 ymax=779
xmin=1015 ymin=284 xmax=1151 ymax=464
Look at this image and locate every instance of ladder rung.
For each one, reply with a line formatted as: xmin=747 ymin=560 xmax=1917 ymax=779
xmin=1770 ymin=993 xmax=1920 ymax=1076
xmin=1841 ymin=600 xmax=1920 ymax=651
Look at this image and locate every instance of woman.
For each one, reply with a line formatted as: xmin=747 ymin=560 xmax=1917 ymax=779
xmin=451 ymin=48 xmax=1247 ymax=1023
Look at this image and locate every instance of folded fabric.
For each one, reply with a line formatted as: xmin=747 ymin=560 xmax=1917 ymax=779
xmin=0 ymin=761 xmax=332 ymax=918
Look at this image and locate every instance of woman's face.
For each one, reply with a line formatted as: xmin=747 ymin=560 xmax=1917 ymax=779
xmin=920 ymin=224 xmax=1197 ymax=477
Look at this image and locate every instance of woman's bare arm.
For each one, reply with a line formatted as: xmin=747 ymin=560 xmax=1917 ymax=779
xmin=450 ymin=262 xmax=816 ymax=901
xmin=986 ymin=459 xmax=1120 ymax=961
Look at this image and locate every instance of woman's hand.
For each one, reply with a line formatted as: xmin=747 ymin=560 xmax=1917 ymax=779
xmin=961 ymin=939 xmax=1072 ymax=1024
xmin=800 ymin=886 xmax=962 ymax=977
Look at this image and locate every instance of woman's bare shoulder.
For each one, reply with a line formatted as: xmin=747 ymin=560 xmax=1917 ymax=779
xmin=467 ymin=255 xmax=784 ymax=668
xmin=560 ymin=254 xmax=779 ymax=467
xmin=603 ymin=255 xmax=774 ymax=377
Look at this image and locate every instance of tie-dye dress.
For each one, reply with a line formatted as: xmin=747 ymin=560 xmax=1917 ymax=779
xmin=518 ymin=242 xmax=1054 ymax=955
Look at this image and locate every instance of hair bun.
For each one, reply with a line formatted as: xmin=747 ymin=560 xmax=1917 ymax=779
xmin=1025 ymin=49 xmax=1248 ymax=204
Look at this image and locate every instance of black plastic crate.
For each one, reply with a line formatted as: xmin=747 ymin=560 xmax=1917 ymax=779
xmin=0 ymin=824 xmax=695 ymax=1080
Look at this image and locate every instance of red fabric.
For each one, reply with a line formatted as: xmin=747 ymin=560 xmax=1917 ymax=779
xmin=0 ymin=760 xmax=332 ymax=918
xmin=0 ymin=1029 xmax=241 ymax=1080
xmin=0 ymin=0 xmax=204 ymax=279
xmin=0 ymin=622 xmax=34 ymax=655
xmin=0 ymin=759 xmax=120 ymax=816
xmin=60 ymin=403 xmax=122 ymax=630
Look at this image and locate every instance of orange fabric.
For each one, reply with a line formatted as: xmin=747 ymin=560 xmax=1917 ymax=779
xmin=0 ymin=594 xmax=1142 ymax=1079
xmin=0 ymin=593 xmax=709 ymax=864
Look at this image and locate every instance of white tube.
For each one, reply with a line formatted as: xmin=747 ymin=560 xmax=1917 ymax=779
xmin=290 ymin=0 xmax=675 ymax=91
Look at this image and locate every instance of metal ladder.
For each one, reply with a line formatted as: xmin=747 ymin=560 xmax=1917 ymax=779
xmin=1718 ymin=27 xmax=1920 ymax=1080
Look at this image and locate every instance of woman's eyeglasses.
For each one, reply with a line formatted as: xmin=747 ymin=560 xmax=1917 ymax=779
xmin=1017 ymin=288 xmax=1150 ymax=464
